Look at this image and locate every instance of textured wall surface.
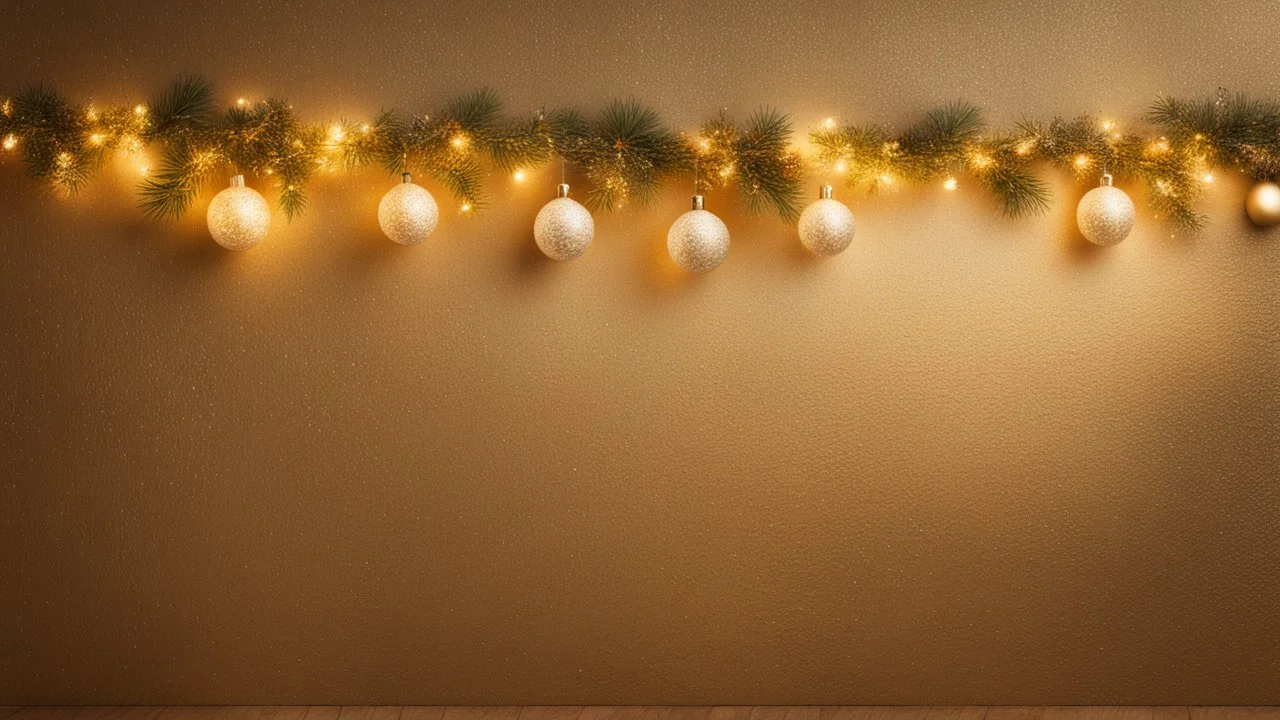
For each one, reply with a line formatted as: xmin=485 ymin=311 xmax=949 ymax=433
xmin=1 ymin=0 xmax=1278 ymax=706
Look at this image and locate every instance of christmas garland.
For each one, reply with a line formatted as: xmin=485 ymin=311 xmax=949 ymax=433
xmin=2 ymin=78 xmax=1279 ymax=263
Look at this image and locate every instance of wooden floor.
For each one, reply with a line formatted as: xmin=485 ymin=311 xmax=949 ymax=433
xmin=2 ymin=708 xmax=1279 ymax=720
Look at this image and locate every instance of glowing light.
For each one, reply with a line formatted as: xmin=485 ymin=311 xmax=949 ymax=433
xmin=89 ymin=133 xmax=105 ymax=146
xmin=833 ymin=159 xmax=848 ymax=174
xmin=1101 ymin=120 xmax=1115 ymax=132
xmin=56 ymin=152 xmax=72 ymax=169
xmin=1202 ymin=172 xmax=1215 ymax=184
xmin=969 ymin=153 xmax=993 ymax=170
xmin=265 ymin=168 xmax=274 ymax=175
xmin=698 ymin=138 xmax=711 ymax=151
xmin=1148 ymin=138 xmax=1170 ymax=154
xmin=86 ymin=106 xmax=98 ymax=122
xmin=460 ymin=202 xmax=473 ymax=213
xmin=328 ymin=125 xmax=345 ymax=143
xmin=718 ymin=164 xmax=734 ymax=178
xmin=512 ymin=169 xmax=527 ymax=182
xmin=822 ymin=117 xmax=836 ymax=129
xmin=236 ymin=97 xmax=248 ymax=107
xmin=451 ymin=134 xmax=468 ymax=149
xmin=1 ymin=98 xmax=11 ymax=116
xmin=138 ymin=165 xmax=150 ymax=177
xmin=1074 ymin=154 xmax=1091 ymax=169
xmin=1156 ymin=178 xmax=1172 ymax=195
xmin=1194 ymin=133 xmax=1205 ymax=141
xmin=2 ymin=134 xmax=17 ymax=151
xmin=878 ymin=173 xmax=894 ymax=185
xmin=121 ymin=134 xmax=142 ymax=153
xmin=134 ymin=104 xmax=147 ymax=116
xmin=360 ymin=123 xmax=371 ymax=134
xmin=1015 ymin=139 xmax=1035 ymax=156
xmin=943 ymin=176 xmax=958 ymax=191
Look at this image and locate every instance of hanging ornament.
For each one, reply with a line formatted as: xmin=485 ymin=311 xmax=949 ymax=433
xmin=533 ymin=183 xmax=594 ymax=260
xmin=378 ymin=173 xmax=439 ymax=245
xmin=797 ymin=184 xmax=856 ymax=256
xmin=1244 ymin=181 xmax=1280 ymax=227
xmin=206 ymin=175 xmax=270 ymax=250
xmin=1076 ymin=173 xmax=1136 ymax=246
xmin=667 ymin=195 xmax=730 ymax=272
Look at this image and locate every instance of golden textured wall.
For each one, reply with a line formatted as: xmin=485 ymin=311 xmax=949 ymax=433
xmin=1 ymin=0 xmax=1278 ymax=705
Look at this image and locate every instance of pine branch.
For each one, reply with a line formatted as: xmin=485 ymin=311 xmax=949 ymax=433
xmin=145 ymin=76 xmax=215 ymax=141
xmin=696 ymin=109 xmax=804 ymax=222
xmin=558 ymin=99 xmax=684 ymax=211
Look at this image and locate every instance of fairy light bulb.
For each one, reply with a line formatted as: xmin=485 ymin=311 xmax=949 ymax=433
xmin=378 ymin=173 xmax=439 ymax=245
xmin=667 ymin=195 xmax=730 ymax=272
xmin=206 ymin=175 xmax=270 ymax=250
xmin=2 ymin=134 xmax=16 ymax=151
xmin=534 ymin=183 xmax=594 ymax=261
xmin=943 ymin=176 xmax=958 ymax=191
xmin=797 ymin=185 xmax=856 ymax=257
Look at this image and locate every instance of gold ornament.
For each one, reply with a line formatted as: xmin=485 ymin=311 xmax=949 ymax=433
xmin=667 ymin=195 xmax=730 ymax=272
xmin=533 ymin=183 xmax=594 ymax=260
xmin=797 ymin=185 xmax=855 ymax=256
xmin=378 ymin=173 xmax=439 ymax=245
xmin=206 ymin=175 xmax=270 ymax=250
xmin=1076 ymin=173 xmax=1135 ymax=246
xmin=1244 ymin=181 xmax=1280 ymax=227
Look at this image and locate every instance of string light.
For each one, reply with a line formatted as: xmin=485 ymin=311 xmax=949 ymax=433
xmin=943 ymin=176 xmax=958 ymax=191
xmin=133 ymin=104 xmax=147 ymax=116
xmin=822 ymin=117 xmax=836 ymax=129
xmin=512 ymin=169 xmax=527 ymax=182
xmin=1202 ymin=172 xmax=1215 ymax=184
xmin=833 ymin=159 xmax=848 ymax=174
xmin=1074 ymin=154 xmax=1091 ymax=169
xmin=451 ymin=134 xmax=468 ymax=149
xmin=328 ymin=125 xmax=345 ymax=143
xmin=89 ymin=133 xmax=106 ymax=146
xmin=2 ymin=134 xmax=16 ymax=151
xmin=459 ymin=202 xmax=473 ymax=213
xmin=236 ymin=97 xmax=248 ymax=107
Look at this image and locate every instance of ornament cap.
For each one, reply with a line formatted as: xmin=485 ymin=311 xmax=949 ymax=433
xmin=691 ymin=194 xmax=705 ymax=211
xmin=229 ymin=174 xmax=245 ymax=188
xmin=557 ymin=183 xmax=570 ymax=198
xmin=1100 ymin=173 xmax=1114 ymax=187
xmin=401 ymin=172 xmax=413 ymax=184
xmin=819 ymin=184 xmax=834 ymax=200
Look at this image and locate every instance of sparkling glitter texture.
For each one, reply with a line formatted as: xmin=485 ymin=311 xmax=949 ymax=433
xmin=534 ymin=195 xmax=594 ymax=261
xmin=206 ymin=177 xmax=270 ymax=250
xmin=378 ymin=178 xmax=439 ymax=245
xmin=1076 ymin=182 xmax=1136 ymax=246
xmin=1245 ymin=181 xmax=1280 ymax=227
xmin=667 ymin=206 xmax=730 ymax=272
xmin=798 ymin=197 xmax=856 ymax=256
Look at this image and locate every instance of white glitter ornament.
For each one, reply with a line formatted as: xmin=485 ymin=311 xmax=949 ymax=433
xmin=206 ymin=175 xmax=270 ymax=250
xmin=1244 ymin=181 xmax=1280 ymax=227
xmin=667 ymin=195 xmax=730 ymax=272
xmin=378 ymin=173 xmax=439 ymax=245
xmin=534 ymin=183 xmax=594 ymax=260
xmin=1076 ymin=173 xmax=1136 ymax=246
xmin=797 ymin=185 xmax=856 ymax=256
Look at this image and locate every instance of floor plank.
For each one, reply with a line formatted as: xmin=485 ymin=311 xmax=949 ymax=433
xmin=664 ymin=710 xmax=712 ymax=720
xmin=516 ymin=709 xmax=582 ymax=720
xmin=924 ymin=709 xmax=988 ymax=720
xmin=336 ymin=709 xmax=402 ymax=720
xmin=985 ymin=709 xmax=1047 ymax=720
xmin=259 ymin=709 xmax=310 ymax=720
xmin=1045 ymin=709 xmax=1155 ymax=720
xmin=821 ymin=708 xmax=931 ymax=720
xmin=1151 ymin=711 xmax=1190 ymax=720
xmin=441 ymin=709 xmax=521 ymax=720
xmin=302 ymin=709 xmax=341 ymax=720
xmin=400 ymin=710 xmax=446 ymax=720
xmin=579 ymin=708 xmax=673 ymax=720
xmin=1189 ymin=711 xmax=1280 ymax=720
xmin=76 ymin=710 xmax=169 ymax=720
xmin=4 ymin=709 xmax=83 ymax=720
